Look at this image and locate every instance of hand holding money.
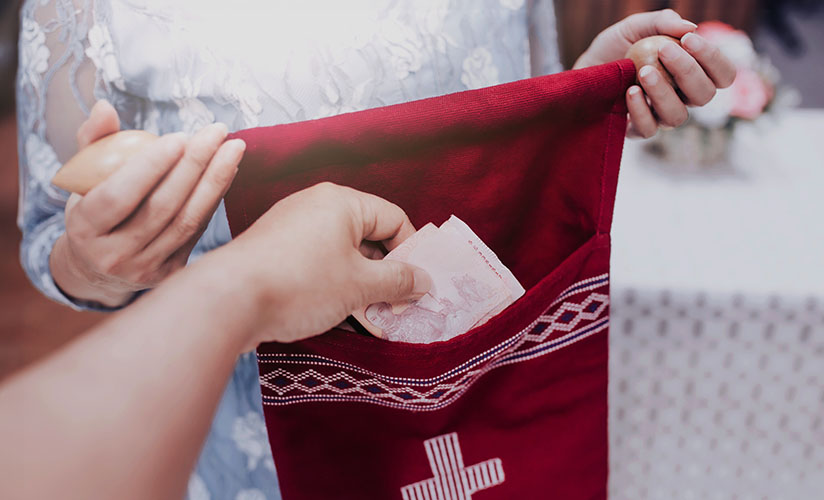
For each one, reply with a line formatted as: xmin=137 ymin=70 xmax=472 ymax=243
xmin=353 ymin=216 xmax=525 ymax=344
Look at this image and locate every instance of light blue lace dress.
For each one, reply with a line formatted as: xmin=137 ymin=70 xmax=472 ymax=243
xmin=16 ymin=1 xmax=561 ymax=498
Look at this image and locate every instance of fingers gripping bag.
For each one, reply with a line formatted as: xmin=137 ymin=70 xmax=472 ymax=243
xmin=224 ymin=60 xmax=636 ymax=500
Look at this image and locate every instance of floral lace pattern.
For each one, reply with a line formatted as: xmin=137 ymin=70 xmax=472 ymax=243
xmin=16 ymin=1 xmax=559 ymax=498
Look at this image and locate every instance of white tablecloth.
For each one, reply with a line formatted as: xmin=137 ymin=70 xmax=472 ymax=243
xmin=609 ymin=110 xmax=824 ymax=499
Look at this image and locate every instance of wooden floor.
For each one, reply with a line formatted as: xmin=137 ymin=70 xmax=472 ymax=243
xmin=0 ymin=115 xmax=103 ymax=380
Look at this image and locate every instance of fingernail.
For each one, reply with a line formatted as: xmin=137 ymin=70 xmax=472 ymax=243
xmin=213 ymin=122 xmax=229 ymax=134
xmin=682 ymin=32 xmax=704 ymax=51
xmin=639 ymin=66 xmax=658 ymax=84
xmin=659 ymin=42 xmax=681 ymax=61
xmin=227 ymin=138 xmax=246 ymax=153
xmin=93 ymin=99 xmax=113 ymax=113
xmin=681 ymin=20 xmax=698 ymax=30
xmin=628 ymin=86 xmax=641 ymax=97
xmin=412 ymin=267 xmax=433 ymax=297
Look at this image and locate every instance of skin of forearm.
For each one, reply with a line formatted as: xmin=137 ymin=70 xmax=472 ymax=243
xmin=0 ymin=249 xmax=266 ymax=500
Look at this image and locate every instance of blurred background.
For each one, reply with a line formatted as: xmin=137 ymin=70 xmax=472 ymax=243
xmin=0 ymin=0 xmax=822 ymax=498
xmin=0 ymin=0 xmax=103 ymax=381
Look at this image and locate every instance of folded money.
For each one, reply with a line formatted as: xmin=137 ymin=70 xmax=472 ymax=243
xmin=352 ymin=216 xmax=525 ymax=344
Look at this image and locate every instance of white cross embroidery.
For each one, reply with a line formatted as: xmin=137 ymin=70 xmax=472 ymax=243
xmin=401 ymin=432 xmax=505 ymax=500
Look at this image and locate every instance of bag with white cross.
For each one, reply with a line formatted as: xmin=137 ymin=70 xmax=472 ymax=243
xmin=224 ymin=59 xmax=635 ymax=499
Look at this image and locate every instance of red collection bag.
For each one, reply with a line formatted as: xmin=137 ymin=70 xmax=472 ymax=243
xmin=225 ymin=59 xmax=635 ymax=500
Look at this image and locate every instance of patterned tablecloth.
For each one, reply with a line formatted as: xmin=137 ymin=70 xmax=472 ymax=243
xmin=609 ymin=109 xmax=824 ymax=499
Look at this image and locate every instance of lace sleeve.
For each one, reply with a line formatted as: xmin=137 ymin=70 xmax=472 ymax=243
xmin=16 ymin=0 xmax=118 ymax=310
xmin=527 ymin=0 xmax=563 ymax=76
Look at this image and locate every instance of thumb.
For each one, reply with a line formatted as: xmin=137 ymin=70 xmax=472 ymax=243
xmin=76 ymin=100 xmax=121 ymax=149
xmin=358 ymin=259 xmax=433 ymax=306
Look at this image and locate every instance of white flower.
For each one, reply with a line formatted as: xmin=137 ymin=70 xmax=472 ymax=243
xmin=25 ymin=134 xmax=59 ymax=176
xmin=136 ymin=104 xmax=162 ymax=135
xmin=231 ymin=411 xmax=272 ymax=471
xmin=186 ymin=474 xmax=210 ymax=500
xmin=380 ymin=21 xmax=423 ymax=79
xmin=223 ymin=69 xmax=263 ymax=128
xmin=316 ymin=78 xmax=372 ymax=119
xmin=263 ymin=453 xmax=276 ymax=472
xmin=419 ymin=0 xmax=453 ymax=54
xmin=321 ymin=74 xmax=341 ymax=107
xmin=174 ymin=97 xmax=215 ymax=134
xmin=25 ymin=134 xmax=64 ymax=201
xmin=690 ymin=87 xmax=734 ymax=128
xmin=85 ymin=24 xmax=126 ymax=91
xmin=718 ymin=33 xmax=757 ymax=69
xmin=317 ymin=102 xmax=360 ymax=119
xmin=19 ymin=18 xmax=50 ymax=89
xmin=461 ymin=47 xmax=500 ymax=90
xmin=500 ymin=0 xmax=525 ymax=9
xmin=235 ymin=489 xmax=267 ymax=500
xmin=173 ymin=75 xmax=214 ymax=132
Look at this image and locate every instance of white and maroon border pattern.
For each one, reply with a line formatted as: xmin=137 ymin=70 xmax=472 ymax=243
xmin=258 ymin=274 xmax=609 ymax=412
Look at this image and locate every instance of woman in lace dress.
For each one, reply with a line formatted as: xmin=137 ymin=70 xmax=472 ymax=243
xmin=16 ymin=1 xmax=734 ymax=498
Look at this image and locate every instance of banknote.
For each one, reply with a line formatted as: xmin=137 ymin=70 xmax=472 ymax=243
xmin=352 ymin=216 xmax=525 ymax=344
xmin=438 ymin=216 xmax=526 ymax=326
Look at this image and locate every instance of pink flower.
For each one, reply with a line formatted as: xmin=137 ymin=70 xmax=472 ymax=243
xmin=696 ymin=21 xmax=738 ymax=43
xmin=692 ymin=20 xmax=773 ymax=120
xmin=730 ymin=68 xmax=771 ymax=120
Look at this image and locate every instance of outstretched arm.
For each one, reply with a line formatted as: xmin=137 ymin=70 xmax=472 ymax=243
xmin=2 ymin=247 xmax=259 ymax=500
xmin=0 ymin=183 xmax=432 ymax=500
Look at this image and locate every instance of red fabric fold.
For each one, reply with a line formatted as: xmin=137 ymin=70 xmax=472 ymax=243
xmin=225 ymin=59 xmax=634 ymax=500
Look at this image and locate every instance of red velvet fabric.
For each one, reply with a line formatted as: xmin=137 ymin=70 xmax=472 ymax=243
xmin=225 ymin=59 xmax=635 ymax=500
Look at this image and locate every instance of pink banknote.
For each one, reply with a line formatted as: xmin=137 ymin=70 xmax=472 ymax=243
xmin=352 ymin=216 xmax=525 ymax=344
